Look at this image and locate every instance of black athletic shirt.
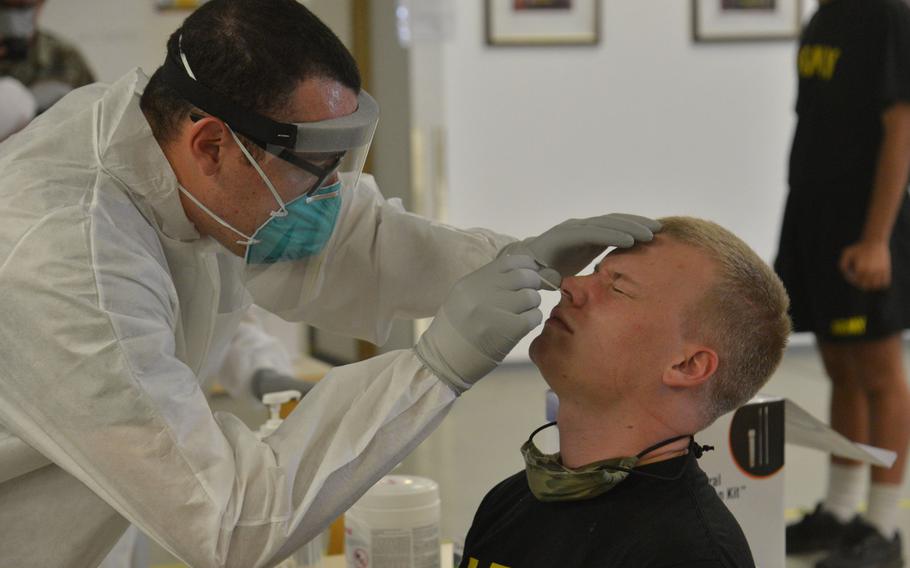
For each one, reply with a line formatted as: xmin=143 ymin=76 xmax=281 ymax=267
xmin=459 ymin=451 xmax=755 ymax=568
xmin=788 ymin=0 xmax=910 ymax=190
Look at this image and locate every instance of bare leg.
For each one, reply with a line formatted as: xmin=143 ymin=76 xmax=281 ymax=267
xmin=819 ymin=340 xmax=871 ymax=467
xmin=820 ymin=335 xmax=910 ymax=481
xmin=852 ymin=335 xmax=910 ymax=484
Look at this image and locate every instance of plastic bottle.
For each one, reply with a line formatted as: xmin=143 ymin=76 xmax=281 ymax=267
xmin=256 ymin=390 xmax=324 ymax=568
xmin=345 ymin=475 xmax=441 ymax=568
xmin=257 ymin=390 xmax=302 ymax=440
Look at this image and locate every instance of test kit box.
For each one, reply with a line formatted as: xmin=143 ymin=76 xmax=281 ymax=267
xmin=697 ymin=395 xmax=895 ymax=568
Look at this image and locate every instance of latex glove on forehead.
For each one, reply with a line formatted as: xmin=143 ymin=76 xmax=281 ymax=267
xmin=499 ymin=213 xmax=661 ymax=286
xmin=416 ymin=255 xmax=544 ymax=393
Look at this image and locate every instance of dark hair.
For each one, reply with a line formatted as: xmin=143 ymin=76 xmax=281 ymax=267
xmin=140 ymin=0 xmax=360 ymax=144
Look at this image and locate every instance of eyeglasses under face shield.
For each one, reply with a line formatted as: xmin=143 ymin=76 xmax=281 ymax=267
xmin=159 ymin=38 xmax=379 ymax=202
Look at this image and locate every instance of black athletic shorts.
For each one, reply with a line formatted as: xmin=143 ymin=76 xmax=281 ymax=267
xmin=774 ymin=184 xmax=910 ymax=342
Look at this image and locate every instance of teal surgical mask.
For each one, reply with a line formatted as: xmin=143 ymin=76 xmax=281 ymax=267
xmin=521 ymin=422 xmax=707 ymax=502
xmin=245 ymin=181 xmax=342 ymax=264
xmin=178 ymin=129 xmax=343 ymax=264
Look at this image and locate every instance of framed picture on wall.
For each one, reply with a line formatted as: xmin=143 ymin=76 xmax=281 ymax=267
xmin=486 ymin=0 xmax=600 ymax=46
xmin=692 ymin=0 xmax=802 ymax=42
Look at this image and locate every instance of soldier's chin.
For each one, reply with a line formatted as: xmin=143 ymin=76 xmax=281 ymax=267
xmin=529 ymin=332 xmax=547 ymax=367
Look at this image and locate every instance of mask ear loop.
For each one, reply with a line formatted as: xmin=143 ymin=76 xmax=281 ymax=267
xmin=228 ymin=129 xmax=290 ymax=218
xmin=178 ymin=34 xmax=289 ymax=220
xmin=177 ymin=186 xmax=261 ymax=246
xmin=179 ymin=35 xmax=343 ymax=211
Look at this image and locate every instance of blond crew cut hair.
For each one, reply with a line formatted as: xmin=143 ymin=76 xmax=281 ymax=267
xmin=658 ymin=216 xmax=792 ymax=426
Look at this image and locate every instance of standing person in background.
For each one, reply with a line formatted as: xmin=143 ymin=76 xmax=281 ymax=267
xmin=0 ymin=0 xmax=94 ymax=112
xmin=778 ymin=1 xmax=910 ymax=566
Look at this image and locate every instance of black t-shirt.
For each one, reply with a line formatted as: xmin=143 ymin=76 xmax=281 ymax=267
xmin=788 ymin=0 xmax=910 ymax=190
xmin=460 ymin=452 xmax=755 ymax=568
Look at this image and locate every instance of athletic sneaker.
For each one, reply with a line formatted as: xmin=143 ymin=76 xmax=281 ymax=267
xmin=816 ymin=517 xmax=904 ymax=568
xmin=787 ymin=503 xmax=850 ymax=554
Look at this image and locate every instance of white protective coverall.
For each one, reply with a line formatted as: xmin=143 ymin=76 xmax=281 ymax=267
xmin=97 ymin=307 xmax=296 ymax=568
xmin=0 ymin=70 xmax=511 ymax=568
xmin=215 ymin=307 xmax=297 ymax=405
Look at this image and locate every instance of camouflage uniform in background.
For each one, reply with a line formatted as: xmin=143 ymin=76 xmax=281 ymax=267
xmin=0 ymin=30 xmax=94 ymax=111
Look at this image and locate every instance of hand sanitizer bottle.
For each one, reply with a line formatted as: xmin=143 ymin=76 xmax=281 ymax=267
xmin=257 ymin=390 xmax=302 ymax=440
xmin=257 ymin=390 xmax=324 ymax=568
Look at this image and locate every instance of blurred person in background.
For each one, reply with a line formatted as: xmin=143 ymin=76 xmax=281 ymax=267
xmin=778 ymin=0 xmax=910 ymax=567
xmin=0 ymin=0 xmax=94 ymax=112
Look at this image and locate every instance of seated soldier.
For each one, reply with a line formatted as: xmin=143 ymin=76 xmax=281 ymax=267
xmin=460 ymin=216 xmax=791 ymax=568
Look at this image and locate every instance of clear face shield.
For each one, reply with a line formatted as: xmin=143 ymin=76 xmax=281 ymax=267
xmin=215 ymin=100 xmax=375 ymax=265
xmin=246 ymin=88 xmax=376 ymax=207
xmin=159 ymin=38 xmax=379 ymax=313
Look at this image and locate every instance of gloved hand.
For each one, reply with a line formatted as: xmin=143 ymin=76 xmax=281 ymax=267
xmin=498 ymin=213 xmax=662 ymax=287
xmin=416 ymin=254 xmax=544 ymax=393
xmin=251 ymin=369 xmax=318 ymax=401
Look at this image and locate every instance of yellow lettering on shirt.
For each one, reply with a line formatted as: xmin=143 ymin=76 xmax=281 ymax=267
xmin=798 ymin=45 xmax=842 ymax=80
xmin=830 ymin=316 xmax=867 ymax=337
xmin=465 ymin=558 xmax=511 ymax=568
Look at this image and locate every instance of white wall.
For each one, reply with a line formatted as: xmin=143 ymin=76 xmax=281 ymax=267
xmin=40 ymin=1 xmax=183 ymax=82
xmin=438 ymin=1 xmax=807 ymax=358
xmin=40 ymin=0 xmax=351 ymax=82
xmin=443 ymin=1 xmax=800 ymax=259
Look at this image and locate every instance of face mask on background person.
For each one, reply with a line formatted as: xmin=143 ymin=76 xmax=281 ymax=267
xmin=0 ymin=6 xmax=36 ymax=61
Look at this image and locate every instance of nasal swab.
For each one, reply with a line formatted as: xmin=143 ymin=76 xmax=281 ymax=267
xmin=539 ymin=274 xmax=570 ymax=299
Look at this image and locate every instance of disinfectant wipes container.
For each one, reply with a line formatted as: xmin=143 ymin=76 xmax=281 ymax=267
xmin=345 ymin=475 xmax=440 ymax=568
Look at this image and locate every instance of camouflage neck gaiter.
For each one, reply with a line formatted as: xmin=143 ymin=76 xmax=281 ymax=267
xmin=521 ymin=422 xmax=694 ymax=502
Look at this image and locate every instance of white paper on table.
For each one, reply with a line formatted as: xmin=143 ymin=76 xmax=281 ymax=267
xmin=782 ymin=399 xmax=897 ymax=468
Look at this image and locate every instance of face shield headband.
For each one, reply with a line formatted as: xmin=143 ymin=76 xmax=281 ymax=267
xmin=158 ymin=36 xmax=379 ymax=197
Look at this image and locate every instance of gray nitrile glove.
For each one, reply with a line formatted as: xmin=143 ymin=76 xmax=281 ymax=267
xmin=251 ymin=369 xmax=318 ymax=401
xmin=415 ymin=254 xmax=544 ymax=393
xmin=499 ymin=213 xmax=662 ymax=287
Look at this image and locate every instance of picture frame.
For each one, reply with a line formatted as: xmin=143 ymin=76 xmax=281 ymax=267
xmin=486 ymin=0 xmax=601 ymax=47
xmin=692 ymin=0 xmax=802 ymax=42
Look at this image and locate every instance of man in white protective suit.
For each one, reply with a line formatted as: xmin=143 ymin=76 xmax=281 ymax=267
xmin=95 ymin=307 xmax=311 ymax=568
xmin=0 ymin=1 xmax=659 ymax=567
